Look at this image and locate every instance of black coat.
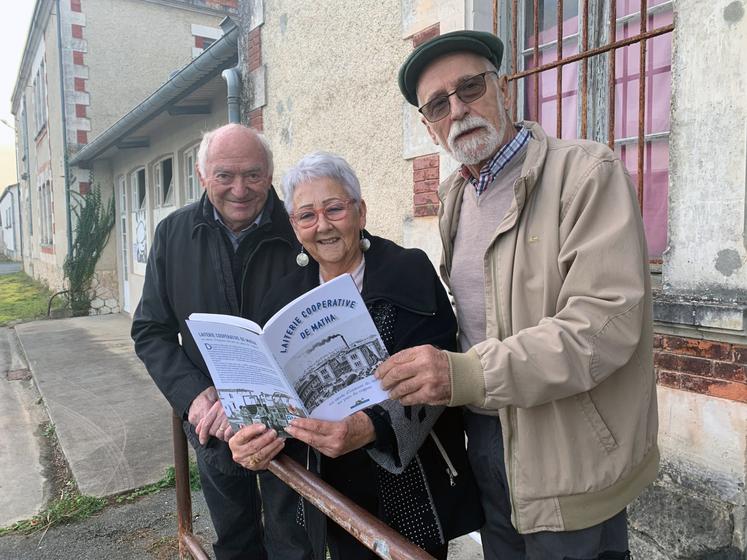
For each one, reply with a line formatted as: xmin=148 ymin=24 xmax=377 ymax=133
xmin=260 ymin=234 xmax=483 ymax=551
xmin=131 ymin=189 xmax=297 ymax=474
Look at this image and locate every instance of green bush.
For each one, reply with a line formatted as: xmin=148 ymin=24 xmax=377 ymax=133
xmin=63 ymin=186 xmax=115 ymax=316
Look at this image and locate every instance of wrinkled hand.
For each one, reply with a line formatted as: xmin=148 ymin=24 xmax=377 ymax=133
xmin=375 ymin=345 xmax=451 ymax=406
xmin=188 ymin=386 xmax=233 ymax=445
xmin=229 ymin=424 xmax=284 ymax=471
xmin=285 ymin=412 xmax=375 ymax=458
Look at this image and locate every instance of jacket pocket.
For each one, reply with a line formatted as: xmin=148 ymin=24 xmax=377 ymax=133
xmin=575 ymin=392 xmax=619 ymax=453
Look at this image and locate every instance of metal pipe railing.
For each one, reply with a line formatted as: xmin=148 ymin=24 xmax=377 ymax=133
xmin=171 ymin=411 xmax=435 ymax=560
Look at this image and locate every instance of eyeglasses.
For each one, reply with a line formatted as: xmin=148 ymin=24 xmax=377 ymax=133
xmin=418 ymin=71 xmax=498 ymax=123
xmin=290 ymin=199 xmax=357 ymax=229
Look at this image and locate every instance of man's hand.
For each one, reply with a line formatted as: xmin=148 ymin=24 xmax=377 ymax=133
xmin=375 ymin=345 xmax=451 ymax=406
xmin=188 ymin=386 xmax=233 ymax=445
xmin=229 ymin=424 xmax=284 ymax=471
xmin=285 ymin=412 xmax=375 ymax=458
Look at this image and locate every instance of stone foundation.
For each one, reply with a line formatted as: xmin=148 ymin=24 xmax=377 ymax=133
xmin=88 ymin=270 xmax=120 ymax=315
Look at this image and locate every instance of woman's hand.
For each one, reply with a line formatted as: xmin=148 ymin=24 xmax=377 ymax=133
xmin=285 ymin=412 xmax=375 ymax=458
xmin=229 ymin=424 xmax=285 ymax=471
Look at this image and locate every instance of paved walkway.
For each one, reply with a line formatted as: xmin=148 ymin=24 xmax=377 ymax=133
xmin=14 ymin=314 xmax=174 ymax=498
xmin=0 ymin=262 xmax=22 ymax=275
xmin=0 ymin=327 xmax=48 ymax=527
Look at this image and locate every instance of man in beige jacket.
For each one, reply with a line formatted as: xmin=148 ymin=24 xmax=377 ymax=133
xmin=377 ymin=30 xmax=658 ymax=560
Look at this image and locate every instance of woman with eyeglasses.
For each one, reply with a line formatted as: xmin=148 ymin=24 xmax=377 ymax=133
xmin=229 ymin=152 xmax=482 ymax=560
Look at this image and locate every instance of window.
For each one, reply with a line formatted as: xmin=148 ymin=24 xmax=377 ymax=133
xmin=39 ymin=180 xmax=53 ymax=245
xmin=132 ymin=168 xmax=146 ymax=212
xmin=33 ymin=60 xmax=48 ymax=136
xmin=191 ymin=24 xmax=222 ymax=58
xmin=505 ymin=0 xmax=673 ymax=259
xmin=118 ymin=176 xmax=129 ymax=281
xmin=184 ymin=145 xmax=199 ymax=202
xmin=130 ymin=168 xmax=148 ymax=267
xmin=154 ymin=157 xmax=174 ymax=207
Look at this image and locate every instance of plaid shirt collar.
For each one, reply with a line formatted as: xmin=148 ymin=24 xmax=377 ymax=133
xmin=459 ymin=126 xmax=530 ymax=196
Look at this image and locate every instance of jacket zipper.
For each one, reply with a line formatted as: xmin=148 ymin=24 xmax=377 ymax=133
xmin=429 ymin=430 xmax=458 ymax=487
xmin=484 ymin=182 xmax=523 ymax=532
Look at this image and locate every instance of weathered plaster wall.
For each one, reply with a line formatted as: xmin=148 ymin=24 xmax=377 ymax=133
xmin=83 ymin=0 xmax=225 ymax=138
xmin=630 ymin=386 xmax=747 ymax=558
xmin=260 ymin=0 xmax=412 ymax=243
xmin=665 ymin=0 xmax=747 ymax=298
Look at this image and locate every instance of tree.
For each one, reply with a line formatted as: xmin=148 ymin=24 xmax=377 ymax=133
xmin=63 ymin=186 xmax=115 ymax=316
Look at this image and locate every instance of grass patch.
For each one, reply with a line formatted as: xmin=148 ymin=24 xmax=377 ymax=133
xmin=115 ymin=461 xmax=201 ymax=504
xmin=0 ymin=271 xmax=64 ymax=326
xmin=0 ymin=481 xmax=106 ymax=536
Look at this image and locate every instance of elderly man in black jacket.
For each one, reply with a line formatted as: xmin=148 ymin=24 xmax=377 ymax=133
xmin=131 ymin=124 xmax=313 ymax=560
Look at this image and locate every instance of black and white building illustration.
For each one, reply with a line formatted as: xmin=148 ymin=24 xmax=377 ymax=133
xmin=218 ymin=389 xmax=305 ymax=434
xmin=291 ymin=333 xmax=388 ymax=413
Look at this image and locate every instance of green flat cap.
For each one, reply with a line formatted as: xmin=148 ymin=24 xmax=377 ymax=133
xmin=398 ymin=30 xmax=504 ymax=106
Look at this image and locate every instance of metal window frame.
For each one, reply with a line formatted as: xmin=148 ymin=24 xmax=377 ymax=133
xmin=502 ymin=0 xmax=675 ymax=211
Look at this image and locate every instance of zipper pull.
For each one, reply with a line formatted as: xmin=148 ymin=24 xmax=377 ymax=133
xmin=430 ymin=430 xmax=458 ymax=486
xmin=447 ymin=468 xmax=456 ymax=487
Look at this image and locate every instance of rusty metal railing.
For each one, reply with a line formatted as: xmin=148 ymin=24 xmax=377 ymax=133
xmin=503 ymin=0 xmax=674 ymax=215
xmin=171 ymin=411 xmax=435 ymax=560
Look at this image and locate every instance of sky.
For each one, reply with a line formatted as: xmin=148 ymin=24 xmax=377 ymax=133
xmin=1 ymin=2 xmax=36 ymax=190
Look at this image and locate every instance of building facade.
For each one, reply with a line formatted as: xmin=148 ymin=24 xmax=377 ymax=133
xmin=11 ymin=0 xmax=237 ymax=302
xmin=238 ymin=0 xmax=746 ymax=557
xmin=0 ymin=184 xmax=22 ymax=260
xmin=69 ymin=19 xmax=238 ymax=313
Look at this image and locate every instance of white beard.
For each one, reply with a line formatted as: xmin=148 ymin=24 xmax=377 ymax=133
xmin=445 ymin=115 xmax=502 ymax=165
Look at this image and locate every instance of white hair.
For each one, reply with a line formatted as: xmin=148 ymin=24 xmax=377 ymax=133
xmin=196 ymin=124 xmax=274 ymax=177
xmin=281 ymin=152 xmax=362 ymax=213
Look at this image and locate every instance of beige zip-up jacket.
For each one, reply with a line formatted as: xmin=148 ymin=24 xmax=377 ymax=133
xmin=438 ymin=122 xmax=659 ymax=534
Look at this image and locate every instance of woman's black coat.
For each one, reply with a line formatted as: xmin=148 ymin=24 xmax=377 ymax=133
xmin=259 ymin=234 xmax=483 ymax=554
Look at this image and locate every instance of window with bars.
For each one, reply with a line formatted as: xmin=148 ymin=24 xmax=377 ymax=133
xmin=499 ymin=0 xmax=673 ymax=259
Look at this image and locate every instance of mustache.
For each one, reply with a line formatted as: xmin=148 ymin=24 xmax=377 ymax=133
xmin=447 ymin=115 xmax=493 ymax=146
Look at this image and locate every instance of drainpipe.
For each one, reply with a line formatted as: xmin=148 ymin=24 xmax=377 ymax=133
xmin=221 ymin=66 xmax=242 ymax=124
xmin=56 ymin=0 xmax=73 ymax=256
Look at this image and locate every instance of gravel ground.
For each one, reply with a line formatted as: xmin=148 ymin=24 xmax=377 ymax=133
xmin=0 ymin=487 xmax=216 ymax=560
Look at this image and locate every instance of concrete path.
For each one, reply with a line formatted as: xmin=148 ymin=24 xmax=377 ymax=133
xmin=15 ymin=314 xmax=174 ymax=498
xmin=0 ymin=327 xmax=48 ymax=527
xmin=0 ymin=262 xmax=22 ymax=275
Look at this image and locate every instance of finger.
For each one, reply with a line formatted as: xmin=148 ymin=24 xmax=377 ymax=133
xmin=388 ymin=379 xmax=421 ymax=401
xmin=255 ymin=439 xmax=285 ymax=470
xmin=232 ymin=424 xmax=267 ymax=446
xmin=285 ymin=424 xmax=328 ymax=451
xmin=201 ymin=401 xmax=221 ymax=435
xmin=230 ymin=428 xmax=278 ymax=462
xmin=375 ymin=347 xmax=417 ymax=379
xmin=289 ymin=417 xmax=333 ymax=434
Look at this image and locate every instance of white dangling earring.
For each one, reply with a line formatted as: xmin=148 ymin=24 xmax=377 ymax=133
xmin=296 ymin=246 xmax=309 ymax=267
xmin=359 ymin=231 xmax=371 ymax=252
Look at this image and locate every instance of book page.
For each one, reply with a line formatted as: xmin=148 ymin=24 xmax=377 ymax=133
xmin=262 ymin=274 xmax=389 ymax=421
xmin=186 ymin=317 xmax=307 ymax=436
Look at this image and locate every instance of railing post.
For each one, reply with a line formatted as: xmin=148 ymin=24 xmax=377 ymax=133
xmin=270 ymin=455 xmax=436 ymax=560
xmin=172 ymin=411 xmax=435 ymax=559
xmin=172 ymin=410 xmax=210 ymax=560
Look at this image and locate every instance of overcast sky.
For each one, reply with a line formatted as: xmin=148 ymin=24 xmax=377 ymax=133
xmin=1 ymin=2 xmax=36 ymax=188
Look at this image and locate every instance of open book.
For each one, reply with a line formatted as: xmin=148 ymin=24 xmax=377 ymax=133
xmin=186 ymin=274 xmax=389 ymax=436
